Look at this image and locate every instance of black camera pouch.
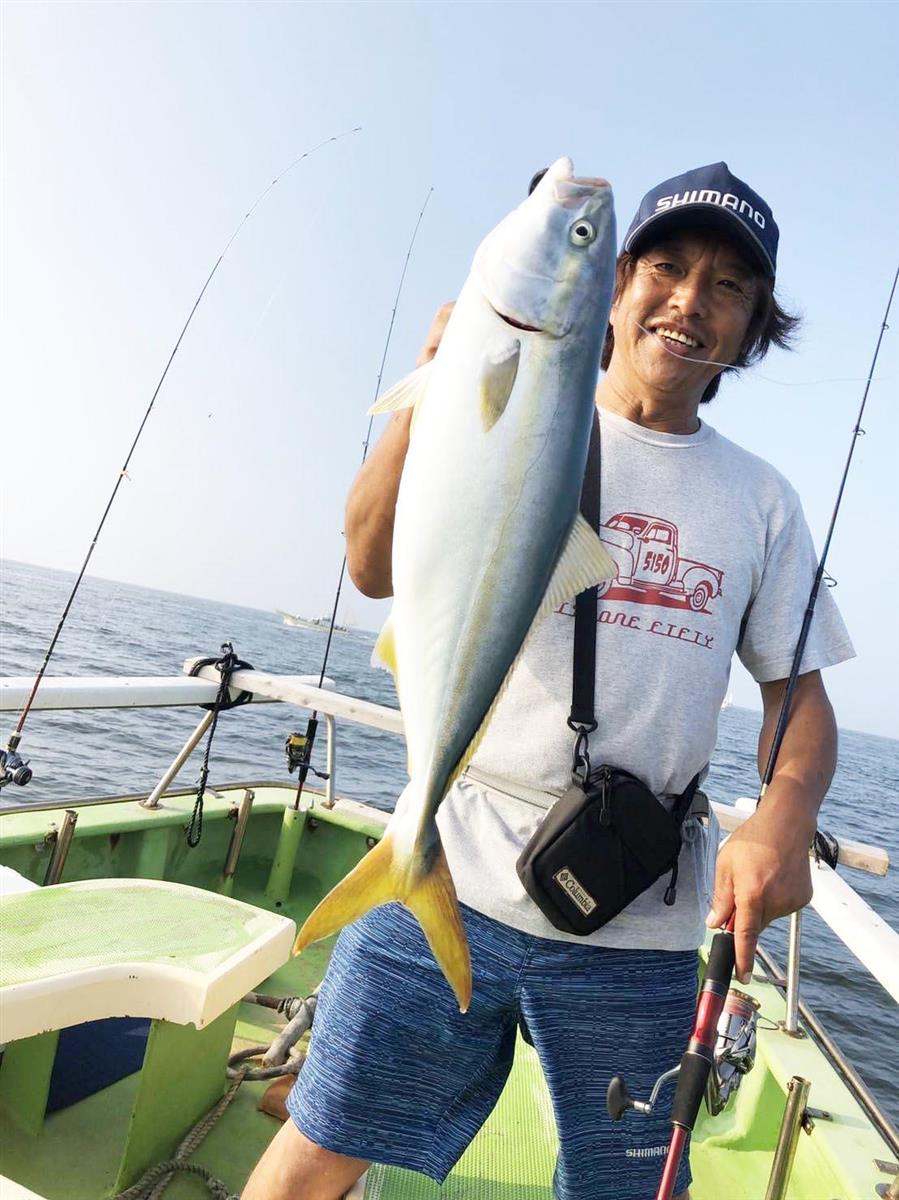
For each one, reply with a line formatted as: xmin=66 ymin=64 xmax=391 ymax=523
xmin=516 ymin=764 xmax=699 ymax=935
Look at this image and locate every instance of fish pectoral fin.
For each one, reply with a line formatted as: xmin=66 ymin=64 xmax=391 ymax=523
xmin=480 ymin=338 xmax=520 ymax=432
xmin=293 ymin=830 xmax=472 ymax=1013
xmin=537 ymin=512 xmax=617 ymax=620
xmin=368 ymin=361 xmax=433 ymax=415
xmin=404 ymin=842 xmax=472 ymax=1013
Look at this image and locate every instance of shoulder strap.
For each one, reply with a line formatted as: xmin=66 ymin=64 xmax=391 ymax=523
xmin=568 ymin=412 xmax=602 ymax=732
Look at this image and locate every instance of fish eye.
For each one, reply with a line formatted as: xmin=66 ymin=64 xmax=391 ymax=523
xmin=570 ymin=219 xmax=596 ymax=246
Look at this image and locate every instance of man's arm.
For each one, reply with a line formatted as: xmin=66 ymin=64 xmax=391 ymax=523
xmin=345 ymin=303 xmax=454 ymax=598
xmin=706 ymin=670 xmax=837 ymax=982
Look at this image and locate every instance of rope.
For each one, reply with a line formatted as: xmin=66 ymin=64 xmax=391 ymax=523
xmin=226 ymin=1043 xmax=306 ymax=1081
xmin=112 ymin=1070 xmax=246 ymax=1200
xmin=186 ymin=643 xmax=254 ymax=846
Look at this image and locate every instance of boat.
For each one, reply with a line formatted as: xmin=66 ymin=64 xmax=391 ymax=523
xmin=0 ymin=660 xmax=897 ymax=1200
xmin=275 ymin=610 xmax=350 ymax=634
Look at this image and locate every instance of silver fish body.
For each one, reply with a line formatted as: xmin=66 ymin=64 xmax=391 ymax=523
xmin=295 ymin=158 xmax=618 ymax=1009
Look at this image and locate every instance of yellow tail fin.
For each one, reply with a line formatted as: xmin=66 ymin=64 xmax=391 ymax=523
xmin=293 ymin=831 xmax=473 ymax=1012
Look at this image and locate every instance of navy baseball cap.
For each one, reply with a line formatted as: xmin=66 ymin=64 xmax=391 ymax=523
xmin=623 ymin=162 xmax=778 ymax=278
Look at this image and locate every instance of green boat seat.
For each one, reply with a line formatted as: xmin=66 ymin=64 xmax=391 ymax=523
xmin=0 ymin=877 xmax=295 ymax=1042
xmin=0 ymin=878 xmax=295 ymax=1194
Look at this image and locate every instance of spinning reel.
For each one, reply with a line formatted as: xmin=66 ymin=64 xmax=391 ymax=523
xmin=0 ymin=735 xmax=33 ymax=790
xmin=607 ymin=987 xmax=760 ymax=1122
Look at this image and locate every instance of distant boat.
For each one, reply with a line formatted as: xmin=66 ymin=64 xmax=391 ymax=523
xmin=276 ymin=610 xmax=349 ymax=634
xmin=721 ymin=690 xmax=734 ymax=710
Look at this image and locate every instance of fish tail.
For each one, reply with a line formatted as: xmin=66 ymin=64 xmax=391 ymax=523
xmin=293 ymin=829 xmax=473 ymax=1013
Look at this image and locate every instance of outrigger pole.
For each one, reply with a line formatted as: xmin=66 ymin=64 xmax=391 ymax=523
xmin=287 ymin=187 xmax=433 ymax=809
xmin=0 ymin=128 xmax=362 ymax=792
xmin=652 ymin=262 xmax=898 ymax=1200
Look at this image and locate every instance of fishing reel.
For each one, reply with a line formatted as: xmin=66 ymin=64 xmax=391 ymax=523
xmin=607 ymin=988 xmax=760 ymax=1121
xmin=0 ymin=736 xmax=33 ymax=790
xmin=285 ymin=720 xmax=329 ymax=782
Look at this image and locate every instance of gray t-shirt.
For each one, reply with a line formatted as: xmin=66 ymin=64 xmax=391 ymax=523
xmin=436 ymin=405 xmax=855 ymax=950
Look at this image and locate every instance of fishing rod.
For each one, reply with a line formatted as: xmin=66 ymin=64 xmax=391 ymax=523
xmin=286 ymin=187 xmax=434 ymax=808
xmin=608 ymin=262 xmax=898 ymax=1200
xmin=0 ymin=127 xmax=362 ymax=792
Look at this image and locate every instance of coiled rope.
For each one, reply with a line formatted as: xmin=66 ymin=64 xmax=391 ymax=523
xmin=112 ymin=1069 xmax=247 ymax=1200
xmin=185 ymin=642 xmax=254 ymax=846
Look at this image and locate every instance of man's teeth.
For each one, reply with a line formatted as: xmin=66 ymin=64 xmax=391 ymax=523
xmin=656 ymin=328 xmax=699 ymax=348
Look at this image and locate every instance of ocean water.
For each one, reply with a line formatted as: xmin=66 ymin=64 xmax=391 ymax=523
xmin=1 ymin=558 xmax=897 ymax=1119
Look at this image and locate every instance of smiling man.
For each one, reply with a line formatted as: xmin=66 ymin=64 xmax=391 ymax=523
xmin=243 ymin=164 xmax=854 ymax=1200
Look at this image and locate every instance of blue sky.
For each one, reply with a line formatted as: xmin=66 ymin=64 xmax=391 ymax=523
xmin=2 ymin=1 xmax=897 ymax=738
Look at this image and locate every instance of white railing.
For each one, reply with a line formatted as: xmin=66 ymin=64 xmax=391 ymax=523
xmin=1 ymin=663 xmax=896 ymax=1009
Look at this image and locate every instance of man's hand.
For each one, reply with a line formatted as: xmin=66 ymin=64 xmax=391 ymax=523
xmin=706 ymin=802 xmax=813 ymax=982
xmin=416 ymin=301 xmax=455 ymax=366
xmin=705 ymin=670 xmax=836 ymax=982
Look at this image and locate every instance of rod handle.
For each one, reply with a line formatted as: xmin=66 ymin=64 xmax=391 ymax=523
xmin=670 ymin=928 xmax=735 ymax=1130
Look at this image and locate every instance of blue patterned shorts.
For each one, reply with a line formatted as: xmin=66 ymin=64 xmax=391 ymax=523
xmin=287 ymin=902 xmax=696 ymax=1200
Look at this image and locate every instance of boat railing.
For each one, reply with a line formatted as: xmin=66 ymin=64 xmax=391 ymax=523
xmin=1 ymin=662 xmax=896 ymax=1014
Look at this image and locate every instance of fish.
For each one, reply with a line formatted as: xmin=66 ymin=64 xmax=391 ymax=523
xmin=293 ymin=157 xmax=618 ymax=1011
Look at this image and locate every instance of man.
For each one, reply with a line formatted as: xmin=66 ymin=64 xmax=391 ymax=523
xmin=244 ymin=163 xmax=853 ymax=1200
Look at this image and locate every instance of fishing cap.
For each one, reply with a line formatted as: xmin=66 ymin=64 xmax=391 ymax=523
xmin=623 ymin=162 xmax=779 ymax=279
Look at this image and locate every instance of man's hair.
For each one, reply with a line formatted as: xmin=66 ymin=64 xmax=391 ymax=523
xmin=600 ymin=243 xmax=802 ymax=403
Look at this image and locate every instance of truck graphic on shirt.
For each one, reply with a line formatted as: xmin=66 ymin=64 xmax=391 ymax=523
xmin=597 ymin=513 xmax=723 ymax=613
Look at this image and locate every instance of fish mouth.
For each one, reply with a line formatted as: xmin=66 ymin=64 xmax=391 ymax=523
xmin=491 ymin=306 xmax=546 ymax=334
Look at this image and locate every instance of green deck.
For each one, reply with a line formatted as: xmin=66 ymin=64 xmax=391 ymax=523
xmin=0 ymin=784 xmax=895 ymax=1200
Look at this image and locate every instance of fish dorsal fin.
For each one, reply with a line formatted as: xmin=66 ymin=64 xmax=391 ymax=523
xmin=480 ymin=338 xmax=520 ymax=432
xmin=444 ymin=514 xmax=616 ymax=791
xmin=368 ymin=360 xmax=433 ymax=416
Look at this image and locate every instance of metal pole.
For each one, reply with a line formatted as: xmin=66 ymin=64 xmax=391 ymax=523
xmin=754 ymin=944 xmax=899 ymax=1157
xmin=141 ymin=711 xmax=214 ymax=809
xmin=43 ymin=810 xmax=78 ymax=885
xmin=764 ymin=1076 xmax=811 ymax=1200
xmin=323 ymin=714 xmax=336 ymax=809
xmin=784 ymin=911 xmax=802 ymax=1034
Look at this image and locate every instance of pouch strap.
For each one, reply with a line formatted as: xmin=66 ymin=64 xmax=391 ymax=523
xmin=568 ymin=412 xmax=602 ymax=735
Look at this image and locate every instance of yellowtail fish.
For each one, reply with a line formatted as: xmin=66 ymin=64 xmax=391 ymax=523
xmin=294 ymin=157 xmax=618 ymax=1010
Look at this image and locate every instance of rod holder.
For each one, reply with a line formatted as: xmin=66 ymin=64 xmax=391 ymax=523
xmin=43 ymin=809 xmax=78 ymax=886
xmin=323 ymin=714 xmax=336 ymax=808
xmin=784 ymin=910 xmax=802 ymax=1035
xmin=223 ymin=788 xmax=254 ymax=879
xmin=265 ymin=805 xmax=308 ymax=907
xmin=764 ymin=1075 xmax=811 ymax=1200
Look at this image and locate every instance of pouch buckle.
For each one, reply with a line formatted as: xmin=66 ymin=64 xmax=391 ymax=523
xmin=568 ymin=720 xmax=596 ymax=785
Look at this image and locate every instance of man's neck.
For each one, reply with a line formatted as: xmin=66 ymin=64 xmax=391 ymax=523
xmin=595 ymin=371 xmax=703 ymax=435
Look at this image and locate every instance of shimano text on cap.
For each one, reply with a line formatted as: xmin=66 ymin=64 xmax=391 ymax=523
xmin=623 ymin=162 xmax=779 ymax=278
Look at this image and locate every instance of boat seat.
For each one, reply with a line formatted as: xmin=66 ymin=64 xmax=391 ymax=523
xmin=0 ymin=877 xmax=295 ymax=1042
xmin=0 ymin=878 xmax=295 ymax=1193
